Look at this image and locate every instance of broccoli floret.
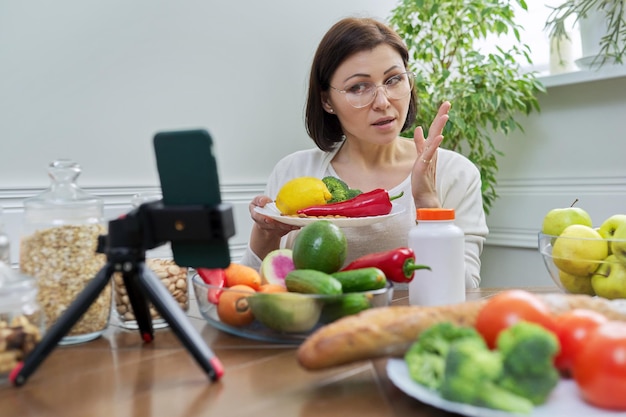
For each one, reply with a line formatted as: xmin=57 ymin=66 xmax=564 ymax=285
xmin=346 ymin=188 xmax=362 ymax=199
xmin=405 ymin=351 xmax=445 ymax=390
xmin=405 ymin=322 xmax=483 ymax=390
xmin=322 ymin=176 xmax=362 ymax=203
xmin=322 ymin=176 xmax=350 ymax=203
xmin=440 ymin=339 xmax=534 ymax=414
xmin=495 ymin=321 xmax=560 ymax=405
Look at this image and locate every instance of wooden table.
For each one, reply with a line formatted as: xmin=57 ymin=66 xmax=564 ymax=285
xmin=0 ymin=287 xmax=559 ymax=417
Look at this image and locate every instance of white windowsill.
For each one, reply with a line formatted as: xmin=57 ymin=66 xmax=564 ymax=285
xmin=538 ymin=63 xmax=626 ymax=88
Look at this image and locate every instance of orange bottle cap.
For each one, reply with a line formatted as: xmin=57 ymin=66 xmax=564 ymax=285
xmin=416 ymin=208 xmax=455 ymax=221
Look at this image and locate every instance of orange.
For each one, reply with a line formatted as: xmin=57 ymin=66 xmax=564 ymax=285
xmin=224 ymin=263 xmax=262 ymax=290
xmin=217 ymin=284 xmax=256 ymax=327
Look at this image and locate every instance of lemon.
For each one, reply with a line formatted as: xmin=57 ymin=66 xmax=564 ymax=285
xmin=275 ymin=177 xmax=332 ymax=215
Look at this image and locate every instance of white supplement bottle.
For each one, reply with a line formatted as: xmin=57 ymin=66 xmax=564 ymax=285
xmin=408 ymin=208 xmax=465 ymax=306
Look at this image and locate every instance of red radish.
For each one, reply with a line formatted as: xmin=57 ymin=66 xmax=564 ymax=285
xmin=260 ymin=249 xmax=295 ymax=287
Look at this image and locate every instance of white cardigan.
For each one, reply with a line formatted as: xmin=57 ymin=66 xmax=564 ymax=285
xmin=241 ymin=145 xmax=488 ymax=288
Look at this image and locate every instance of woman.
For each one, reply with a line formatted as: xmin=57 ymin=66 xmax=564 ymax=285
xmin=240 ymin=17 xmax=488 ymax=288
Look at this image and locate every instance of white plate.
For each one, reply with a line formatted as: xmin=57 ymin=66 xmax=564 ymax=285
xmin=254 ymin=202 xmax=405 ymax=227
xmin=386 ymin=358 xmax=616 ymax=417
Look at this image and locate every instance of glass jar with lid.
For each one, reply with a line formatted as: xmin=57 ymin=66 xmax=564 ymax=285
xmin=0 ymin=263 xmax=45 ymax=381
xmin=19 ymin=159 xmax=110 ymax=345
xmin=112 ymin=191 xmax=189 ymax=329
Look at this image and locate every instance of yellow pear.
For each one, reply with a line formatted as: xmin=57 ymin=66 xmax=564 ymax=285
xmin=552 ymin=224 xmax=608 ymax=276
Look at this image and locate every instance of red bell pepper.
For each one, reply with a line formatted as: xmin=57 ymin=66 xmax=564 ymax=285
xmin=296 ymin=189 xmax=403 ymax=218
xmin=197 ymin=268 xmax=225 ymax=304
xmin=341 ymin=247 xmax=430 ymax=283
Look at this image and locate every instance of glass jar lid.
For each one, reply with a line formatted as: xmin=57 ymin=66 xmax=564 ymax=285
xmin=23 ymin=159 xmax=103 ymax=225
xmin=25 ymin=160 xmax=102 ymax=208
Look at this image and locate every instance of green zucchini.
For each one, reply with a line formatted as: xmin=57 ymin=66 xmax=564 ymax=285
xmin=331 ymin=267 xmax=387 ymax=292
xmin=284 ymin=269 xmax=343 ymax=295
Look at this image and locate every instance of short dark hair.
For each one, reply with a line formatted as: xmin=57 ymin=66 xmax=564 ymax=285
xmin=305 ymin=17 xmax=417 ymax=152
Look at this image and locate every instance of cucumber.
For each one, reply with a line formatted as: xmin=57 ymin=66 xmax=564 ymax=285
xmin=321 ymin=293 xmax=372 ymax=323
xmin=284 ymin=269 xmax=343 ymax=295
xmin=331 ymin=267 xmax=387 ymax=292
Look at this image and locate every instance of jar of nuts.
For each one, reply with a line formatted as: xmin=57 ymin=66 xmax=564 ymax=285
xmin=1 ymin=262 xmax=44 ymax=381
xmin=113 ymin=192 xmax=189 ymax=329
xmin=19 ymin=160 xmax=110 ymax=345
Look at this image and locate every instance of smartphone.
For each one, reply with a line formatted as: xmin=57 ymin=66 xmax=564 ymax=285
xmin=153 ymin=129 xmax=232 ymax=268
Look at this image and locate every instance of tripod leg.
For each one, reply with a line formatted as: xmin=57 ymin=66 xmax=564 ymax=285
xmin=136 ymin=264 xmax=223 ymax=381
xmin=10 ymin=262 xmax=116 ymax=386
xmin=121 ymin=264 xmax=154 ymax=342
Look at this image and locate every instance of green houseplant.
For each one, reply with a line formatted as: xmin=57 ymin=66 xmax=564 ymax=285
xmin=389 ymin=0 xmax=545 ymax=214
xmin=545 ymin=0 xmax=626 ymax=67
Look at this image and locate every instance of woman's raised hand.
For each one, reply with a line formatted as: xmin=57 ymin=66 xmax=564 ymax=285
xmin=411 ymin=101 xmax=451 ymax=208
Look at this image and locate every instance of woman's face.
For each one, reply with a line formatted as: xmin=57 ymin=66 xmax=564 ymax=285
xmin=324 ymin=44 xmax=411 ymax=146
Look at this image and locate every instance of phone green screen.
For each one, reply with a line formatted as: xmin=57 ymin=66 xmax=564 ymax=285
xmin=153 ymin=129 xmax=232 ymax=268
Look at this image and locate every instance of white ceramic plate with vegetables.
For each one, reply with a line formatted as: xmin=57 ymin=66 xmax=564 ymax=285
xmin=254 ymin=202 xmax=405 ymax=227
xmin=386 ymin=359 xmax=616 ymax=417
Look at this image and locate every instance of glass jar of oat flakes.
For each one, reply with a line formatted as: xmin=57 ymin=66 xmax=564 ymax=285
xmin=19 ymin=159 xmax=110 ymax=345
xmin=112 ymin=191 xmax=189 ymax=329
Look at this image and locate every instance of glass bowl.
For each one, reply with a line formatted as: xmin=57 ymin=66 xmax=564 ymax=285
xmin=538 ymin=232 xmax=626 ymax=299
xmin=191 ymin=273 xmax=394 ymax=344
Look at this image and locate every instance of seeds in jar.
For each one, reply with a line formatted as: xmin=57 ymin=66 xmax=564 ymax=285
xmin=0 ymin=315 xmax=43 ymax=374
xmin=114 ymin=258 xmax=189 ymax=323
xmin=19 ymin=224 xmax=110 ymax=337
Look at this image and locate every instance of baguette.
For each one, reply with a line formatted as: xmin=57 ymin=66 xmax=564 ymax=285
xmin=297 ymin=293 xmax=626 ymax=370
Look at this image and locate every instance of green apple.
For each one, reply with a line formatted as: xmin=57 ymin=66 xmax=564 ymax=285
xmin=591 ymin=254 xmax=626 ymax=299
xmin=541 ymin=206 xmax=592 ymax=237
xmin=610 ymin=221 xmax=626 ymax=263
xmin=558 ymin=269 xmax=595 ymax=295
xmin=599 ymin=214 xmax=626 ymax=239
xmin=552 ymin=224 xmax=608 ymax=276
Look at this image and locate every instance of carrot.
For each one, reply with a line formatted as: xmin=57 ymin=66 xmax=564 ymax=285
xmin=217 ymin=284 xmax=256 ymax=327
xmin=224 ymin=263 xmax=262 ymax=290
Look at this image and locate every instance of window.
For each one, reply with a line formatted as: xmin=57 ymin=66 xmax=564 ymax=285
xmin=475 ymin=0 xmax=582 ymax=76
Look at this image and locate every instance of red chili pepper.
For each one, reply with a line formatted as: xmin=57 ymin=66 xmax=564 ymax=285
xmin=341 ymin=247 xmax=430 ymax=283
xmin=296 ymin=189 xmax=403 ymax=218
xmin=197 ymin=268 xmax=225 ymax=304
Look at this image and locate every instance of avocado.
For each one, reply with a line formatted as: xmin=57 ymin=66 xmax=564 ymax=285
xmin=292 ymin=220 xmax=347 ymax=273
xmin=248 ymin=292 xmax=322 ymax=333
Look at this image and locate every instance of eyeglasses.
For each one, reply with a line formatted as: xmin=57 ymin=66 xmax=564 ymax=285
xmin=329 ymin=71 xmax=415 ymax=109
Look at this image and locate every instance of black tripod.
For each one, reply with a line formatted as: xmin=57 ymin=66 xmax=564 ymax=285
xmin=10 ymin=199 xmax=235 ymax=386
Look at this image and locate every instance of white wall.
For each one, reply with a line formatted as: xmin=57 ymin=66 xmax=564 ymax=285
xmin=0 ymin=0 xmax=395 ymax=188
xmin=0 ymin=0 xmax=396 ymax=262
xmin=2 ymin=1 xmax=626 ymax=289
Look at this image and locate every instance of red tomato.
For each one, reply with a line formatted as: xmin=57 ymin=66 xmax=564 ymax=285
xmin=573 ymin=321 xmax=626 ymax=410
xmin=475 ymin=289 xmax=557 ymax=349
xmin=553 ymin=309 xmax=607 ymax=375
